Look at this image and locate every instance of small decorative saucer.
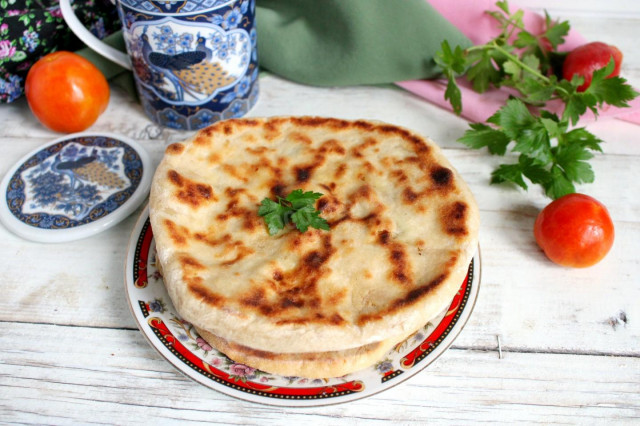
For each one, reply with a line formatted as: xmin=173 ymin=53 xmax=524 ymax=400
xmin=0 ymin=132 xmax=152 ymax=243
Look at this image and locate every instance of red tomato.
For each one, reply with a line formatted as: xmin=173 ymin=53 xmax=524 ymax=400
xmin=534 ymin=193 xmax=614 ymax=268
xmin=25 ymin=51 xmax=110 ymax=133
xmin=562 ymin=42 xmax=623 ymax=92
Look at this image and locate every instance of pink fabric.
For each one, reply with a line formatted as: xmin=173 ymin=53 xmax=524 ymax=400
xmin=396 ymin=0 xmax=640 ymax=125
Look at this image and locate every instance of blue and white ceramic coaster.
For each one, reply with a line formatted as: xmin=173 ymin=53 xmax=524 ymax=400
xmin=0 ymin=133 xmax=152 ymax=243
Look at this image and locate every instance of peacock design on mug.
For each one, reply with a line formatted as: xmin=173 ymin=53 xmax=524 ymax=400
xmin=130 ymin=22 xmax=251 ymax=104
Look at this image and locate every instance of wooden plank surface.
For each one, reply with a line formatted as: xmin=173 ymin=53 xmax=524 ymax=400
xmin=1 ymin=322 xmax=639 ymax=424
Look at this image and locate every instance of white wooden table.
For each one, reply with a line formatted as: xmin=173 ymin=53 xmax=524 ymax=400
xmin=1 ymin=1 xmax=639 ymax=423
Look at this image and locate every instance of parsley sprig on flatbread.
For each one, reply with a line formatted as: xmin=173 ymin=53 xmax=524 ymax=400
xmin=259 ymin=189 xmax=330 ymax=235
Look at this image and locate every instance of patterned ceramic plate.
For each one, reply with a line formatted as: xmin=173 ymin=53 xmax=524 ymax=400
xmin=125 ymin=206 xmax=481 ymax=406
xmin=0 ymin=133 xmax=151 ymax=243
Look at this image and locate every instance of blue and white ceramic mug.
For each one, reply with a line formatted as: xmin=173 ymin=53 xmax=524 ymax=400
xmin=60 ymin=0 xmax=259 ymax=131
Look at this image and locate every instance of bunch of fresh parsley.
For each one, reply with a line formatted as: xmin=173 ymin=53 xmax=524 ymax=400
xmin=259 ymin=189 xmax=330 ymax=235
xmin=435 ymin=1 xmax=638 ymax=199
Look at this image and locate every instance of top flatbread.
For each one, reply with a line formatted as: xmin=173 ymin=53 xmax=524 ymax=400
xmin=149 ymin=117 xmax=479 ymax=354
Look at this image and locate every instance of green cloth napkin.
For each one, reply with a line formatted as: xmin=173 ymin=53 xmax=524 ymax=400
xmin=79 ymin=0 xmax=470 ymax=92
xmin=256 ymin=0 xmax=470 ymax=86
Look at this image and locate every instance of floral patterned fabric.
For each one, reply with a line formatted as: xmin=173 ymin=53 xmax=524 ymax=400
xmin=0 ymin=0 xmax=120 ymax=103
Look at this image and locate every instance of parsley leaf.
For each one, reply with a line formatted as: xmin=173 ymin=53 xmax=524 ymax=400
xmin=259 ymin=190 xmax=330 ymax=235
xmin=586 ymin=58 xmax=640 ymax=108
xmin=487 ymin=98 xmax=536 ymax=140
xmin=458 ymin=123 xmax=511 ymax=155
xmin=258 ymin=198 xmax=289 ymax=236
xmin=546 ymin=166 xmax=576 ymax=199
xmin=543 ymin=12 xmax=570 ymax=48
xmin=291 ymin=205 xmax=331 ymax=233
xmin=491 ymin=162 xmax=529 ymax=190
xmin=435 ymin=40 xmax=468 ymax=114
xmin=435 ymin=0 xmax=639 ymax=199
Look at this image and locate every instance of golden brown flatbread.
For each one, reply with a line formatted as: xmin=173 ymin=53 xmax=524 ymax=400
xmin=150 ymin=117 xmax=478 ymax=374
xmin=194 ymin=326 xmax=415 ymax=379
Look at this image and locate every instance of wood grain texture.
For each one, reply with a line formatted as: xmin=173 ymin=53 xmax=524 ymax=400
xmin=0 ymin=0 xmax=639 ymax=423
xmin=1 ymin=322 xmax=638 ymax=424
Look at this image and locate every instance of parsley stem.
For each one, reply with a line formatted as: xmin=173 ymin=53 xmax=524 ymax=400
xmin=491 ymin=44 xmax=549 ymax=82
xmin=482 ymin=43 xmax=571 ymax=98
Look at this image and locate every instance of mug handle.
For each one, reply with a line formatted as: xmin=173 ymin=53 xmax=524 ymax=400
xmin=59 ymin=0 xmax=132 ymax=70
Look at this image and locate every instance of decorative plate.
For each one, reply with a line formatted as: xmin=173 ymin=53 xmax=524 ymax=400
xmin=0 ymin=133 xmax=151 ymax=243
xmin=125 ymin=206 xmax=481 ymax=406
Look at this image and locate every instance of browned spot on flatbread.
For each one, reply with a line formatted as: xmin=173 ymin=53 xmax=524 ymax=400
xmin=319 ymin=138 xmax=346 ymax=155
xmin=193 ymin=231 xmax=255 ymax=265
xmin=242 ymin=287 xmax=267 ymax=309
xmin=431 ymin=166 xmax=454 ymax=190
xmin=179 ymin=255 xmax=205 ymax=270
xmin=316 ymin=193 xmax=342 ymax=215
xmin=328 ymin=287 xmax=348 ymax=306
xmin=221 ymin=243 xmax=255 ymax=266
xmin=207 ymin=153 xmax=221 ymax=165
xmin=215 ymin=199 xmax=261 ymax=232
xmin=222 ymin=122 xmax=233 ymax=135
xmin=402 ymin=187 xmax=419 ymax=204
xmin=329 ymin=313 xmax=345 ymax=325
xmin=238 ymin=118 xmax=260 ymax=127
xmin=356 ymin=272 xmax=449 ymax=327
xmin=290 ymin=132 xmax=312 ymax=145
xmin=275 ymin=312 xmax=345 ymax=326
xmin=378 ymin=230 xmax=391 ymax=245
xmin=188 ymin=281 xmax=224 ymax=308
xmin=376 ymin=125 xmax=430 ymax=155
xmin=163 ymin=219 xmax=190 ymax=246
xmin=166 ymin=143 xmax=184 ymax=155
xmin=224 ymin=186 xmax=246 ymax=198
xmin=245 ymin=146 xmax=272 ymax=156
xmin=353 ymin=120 xmax=376 ymax=132
xmin=350 ymin=137 xmax=379 ymax=158
xmin=393 ymin=274 xmax=446 ymax=309
xmin=351 ymin=184 xmax=373 ymax=201
xmin=292 ymin=116 xmax=345 ymax=130
xmin=238 ymin=233 xmax=342 ymax=325
xmin=220 ymin=164 xmax=249 ymax=183
xmin=391 ymin=169 xmax=409 ymax=184
xmin=325 ymin=185 xmax=389 ymax=230
xmin=377 ymin=230 xmax=414 ymax=286
xmin=295 ymin=166 xmax=313 ymax=183
xmin=441 ymin=201 xmax=469 ymax=236
xmin=263 ymin=119 xmax=282 ymax=141
xmin=195 ymin=125 xmax=222 ymax=145
xmin=167 ymin=170 xmax=216 ymax=208
xmin=362 ymin=161 xmax=377 ymax=174
xmin=194 ymin=232 xmax=232 ymax=246
xmin=270 ymin=182 xmax=287 ymax=199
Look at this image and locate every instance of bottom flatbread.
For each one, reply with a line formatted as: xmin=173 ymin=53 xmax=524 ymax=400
xmin=194 ymin=326 xmax=416 ymax=379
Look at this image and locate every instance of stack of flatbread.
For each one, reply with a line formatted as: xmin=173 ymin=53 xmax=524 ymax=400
xmin=149 ymin=117 xmax=479 ymax=378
